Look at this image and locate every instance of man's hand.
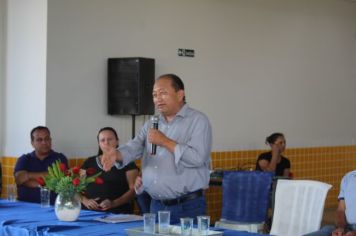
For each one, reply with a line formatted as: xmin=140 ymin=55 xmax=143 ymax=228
xmin=332 ymin=227 xmax=345 ymax=236
xmin=148 ymin=129 xmax=176 ymax=153
xmin=101 ymin=146 xmax=120 ymax=171
xmin=15 ymin=170 xmax=48 ymax=187
xmin=134 ymin=176 xmax=145 ymax=195
xmin=148 ymin=129 xmax=167 ymax=146
xmin=134 ymin=176 xmax=143 ymax=190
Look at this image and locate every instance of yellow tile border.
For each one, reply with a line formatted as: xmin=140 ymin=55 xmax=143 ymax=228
xmin=2 ymin=144 xmax=356 ymax=221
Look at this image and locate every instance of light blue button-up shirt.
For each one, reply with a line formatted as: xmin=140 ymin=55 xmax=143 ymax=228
xmin=117 ymin=104 xmax=212 ymax=200
xmin=338 ymin=170 xmax=356 ymax=225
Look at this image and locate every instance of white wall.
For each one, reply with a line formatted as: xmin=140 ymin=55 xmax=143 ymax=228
xmin=3 ymin=0 xmax=47 ymax=156
xmin=0 ymin=0 xmax=5 ymax=156
xmin=45 ymin=0 xmax=356 ymax=156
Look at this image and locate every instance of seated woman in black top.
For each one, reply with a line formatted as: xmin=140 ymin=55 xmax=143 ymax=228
xmin=255 ymin=133 xmax=291 ymax=177
xmin=81 ymin=127 xmax=139 ymax=214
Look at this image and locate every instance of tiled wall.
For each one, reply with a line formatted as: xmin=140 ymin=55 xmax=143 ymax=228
xmin=1 ymin=157 xmax=17 ymax=190
xmin=208 ymin=145 xmax=356 ymax=223
xmin=2 ymin=145 xmax=356 ymax=223
xmin=0 ymin=157 xmax=87 ymax=199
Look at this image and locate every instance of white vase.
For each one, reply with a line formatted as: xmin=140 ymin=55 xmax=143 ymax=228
xmin=54 ymin=193 xmax=81 ymax=221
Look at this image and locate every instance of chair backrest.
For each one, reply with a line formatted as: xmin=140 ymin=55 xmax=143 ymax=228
xmin=270 ymin=179 xmax=332 ymax=236
xmin=221 ymin=171 xmax=274 ymax=223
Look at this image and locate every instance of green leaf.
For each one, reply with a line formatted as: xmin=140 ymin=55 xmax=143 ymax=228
xmin=85 ymin=172 xmax=102 ymax=184
xmin=48 ymin=165 xmax=54 ymax=178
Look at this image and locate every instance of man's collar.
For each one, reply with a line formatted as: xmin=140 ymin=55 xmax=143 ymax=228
xmin=159 ymin=104 xmax=188 ymax=122
xmin=175 ymin=103 xmax=188 ymax=118
xmin=31 ymin=150 xmax=53 ymax=160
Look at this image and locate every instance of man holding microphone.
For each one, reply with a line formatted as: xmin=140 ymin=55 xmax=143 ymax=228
xmin=102 ymin=74 xmax=212 ymax=223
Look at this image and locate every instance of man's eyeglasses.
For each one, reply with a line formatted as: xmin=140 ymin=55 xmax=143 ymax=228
xmin=34 ymin=137 xmax=51 ymax=143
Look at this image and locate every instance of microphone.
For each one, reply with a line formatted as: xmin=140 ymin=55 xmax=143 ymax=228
xmin=150 ymin=115 xmax=159 ymax=155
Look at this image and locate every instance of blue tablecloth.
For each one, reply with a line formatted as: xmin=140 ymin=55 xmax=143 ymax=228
xmin=0 ymin=199 xmax=265 ymax=236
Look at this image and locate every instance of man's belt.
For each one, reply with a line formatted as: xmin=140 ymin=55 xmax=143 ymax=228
xmin=160 ymin=189 xmax=203 ymax=206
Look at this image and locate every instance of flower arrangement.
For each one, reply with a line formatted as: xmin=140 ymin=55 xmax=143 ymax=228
xmin=37 ymin=160 xmax=103 ymax=199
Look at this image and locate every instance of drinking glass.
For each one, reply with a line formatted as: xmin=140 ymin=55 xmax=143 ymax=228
xmin=158 ymin=211 xmax=170 ymax=234
xmin=197 ymin=215 xmax=210 ymax=235
xmin=40 ymin=187 xmax=50 ymax=207
xmin=180 ymin=217 xmax=193 ymax=236
xmin=143 ymin=213 xmax=156 ymax=233
xmin=7 ymin=184 xmax=16 ymax=202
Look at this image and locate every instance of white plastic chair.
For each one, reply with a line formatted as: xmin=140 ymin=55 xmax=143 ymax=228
xmin=214 ymin=171 xmax=274 ymax=233
xmin=270 ymin=179 xmax=332 ymax=236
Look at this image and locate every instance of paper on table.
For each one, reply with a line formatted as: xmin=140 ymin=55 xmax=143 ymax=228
xmin=95 ymin=214 xmax=143 ymax=223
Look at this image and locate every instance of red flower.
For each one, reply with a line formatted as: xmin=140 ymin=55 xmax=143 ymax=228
xmin=59 ymin=163 xmax=67 ymax=172
xmin=95 ymin=177 xmax=104 ymax=185
xmin=86 ymin=167 xmax=97 ymax=175
xmin=36 ymin=177 xmax=45 ymax=186
xmin=289 ymin=172 xmax=294 ymax=179
xmin=72 ymin=166 xmax=80 ymax=174
xmin=72 ymin=177 xmax=80 ymax=186
xmin=65 ymin=171 xmax=71 ymax=176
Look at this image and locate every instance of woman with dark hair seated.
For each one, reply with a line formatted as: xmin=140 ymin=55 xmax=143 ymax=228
xmin=81 ymin=127 xmax=139 ymax=213
xmin=256 ymin=132 xmax=291 ymax=177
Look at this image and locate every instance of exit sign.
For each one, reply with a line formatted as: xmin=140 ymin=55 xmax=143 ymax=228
xmin=178 ymin=49 xmax=195 ymax=57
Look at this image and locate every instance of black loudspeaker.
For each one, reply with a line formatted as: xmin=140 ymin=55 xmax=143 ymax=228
xmin=108 ymin=57 xmax=155 ymax=115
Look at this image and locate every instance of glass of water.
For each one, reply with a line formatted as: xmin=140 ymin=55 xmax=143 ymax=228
xmin=40 ymin=187 xmax=50 ymax=207
xmin=143 ymin=213 xmax=156 ymax=233
xmin=197 ymin=215 xmax=210 ymax=235
xmin=158 ymin=211 xmax=170 ymax=234
xmin=180 ymin=217 xmax=193 ymax=236
xmin=7 ymin=184 xmax=16 ymax=202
